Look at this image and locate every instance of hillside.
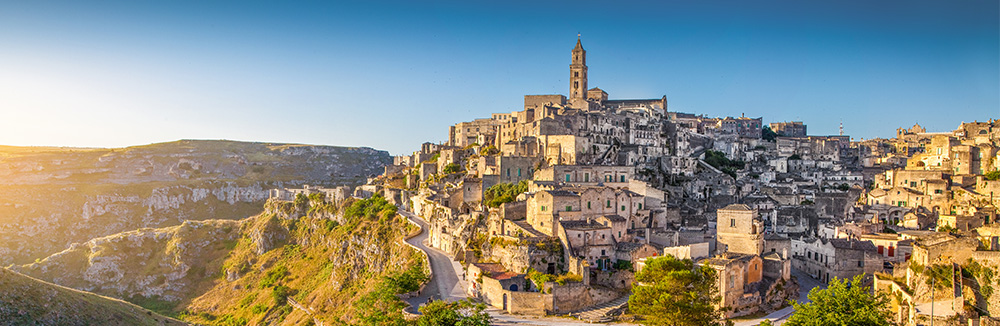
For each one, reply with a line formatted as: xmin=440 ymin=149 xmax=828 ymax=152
xmin=0 ymin=139 xmax=390 ymax=265
xmin=0 ymin=267 xmax=185 ymax=326
xmin=17 ymin=195 xmax=427 ymax=325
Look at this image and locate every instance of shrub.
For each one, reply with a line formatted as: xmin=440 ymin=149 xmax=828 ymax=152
xmin=259 ymin=265 xmax=288 ymax=288
xmin=443 ymin=163 xmax=462 ymax=174
xmin=271 ymin=286 xmax=292 ymax=306
xmin=343 ymin=194 xmax=398 ymax=220
xmin=484 ymin=180 xmax=529 ymax=208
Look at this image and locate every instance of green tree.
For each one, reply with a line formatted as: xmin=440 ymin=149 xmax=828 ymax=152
xmin=985 ymin=170 xmax=1000 ymax=181
xmin=784 ymin=275 xmax=893 ymax=326
xmin=628 ymin=256 xmax=723 ymax=326
xmin=762 ymin=126 xmax=778 ymax=142
xmin=484 ymin=180 xmax=529 ymax=208
xmin=703 ymin=150 xmax=745 ymax=179
xmin=443 ymin=163 xmax=462 ymax=174
xmin=417 ymin=299 xmax=491 ymax=326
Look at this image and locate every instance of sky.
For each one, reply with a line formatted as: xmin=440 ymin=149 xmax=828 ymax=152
xmin=0 ymin=0 xmax=997 ymax=155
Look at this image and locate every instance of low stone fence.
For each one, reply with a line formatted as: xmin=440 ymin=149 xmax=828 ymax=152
xmin=972 ymin=251 xmax=1000 ymax=266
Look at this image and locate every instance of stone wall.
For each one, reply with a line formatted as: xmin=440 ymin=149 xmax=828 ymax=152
xmin=548 ymin=282 xmax=620 ymax=314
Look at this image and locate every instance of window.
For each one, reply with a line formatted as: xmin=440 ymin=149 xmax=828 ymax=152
xmin=638 ymin=203 xmax=642 ymax=209
xmin=601 ymin=249 xmax=605 ymax=255
xmin=621 ymin=205 xmax=626 ymax=211
xmin=574 ymin=81 xmax=579 ymax=89
xmin=858 ymin=261 xmax=864 ymax=267
xmin=574 ymin=72 xmax=579 ymax=77
xmin=587 ymin=201 xmax=591 ymax=209
xmin=620 ymin=175 xmax=626 ymax=182
xmin=566 ymin=205 xmax=572 ymax=212
xmin=518 ymin=168 xmax=522 ymax=177
xmin=584 ymin=173 xmax=589 ymax=182
xmin=566 ymin=174 xmax=571 ymax=182
xmin=506 ymin=169 xmax=510 ymax=177
xmin=606 ymin=200 xmax=611 ymax=208
xmin=808 ymin=252 xmax=812 ymax=259
xmin=910 ymin=182 xmax=916 ymax=187
xmin=730 ymin=219 xmax=736 ymax=227
xmin=541 ymin=205 xmax=546 ymax=212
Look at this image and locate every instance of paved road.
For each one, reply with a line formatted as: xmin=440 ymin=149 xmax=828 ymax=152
xmin=401 ymin=210 xmax=468 ymax=312
xmin=489 ymin=308 xmax=637 ymax=326
xmin=732 ymin=268 xmax=826 ymax=326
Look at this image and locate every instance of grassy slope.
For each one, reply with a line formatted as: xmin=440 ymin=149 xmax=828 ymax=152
xmin=180 ymin=200 xmax=422 ymax=326
xmin=18 ymin=195 xmax=423 ymax=326
xmin=0 ymin=267 xmax=186 ymax=326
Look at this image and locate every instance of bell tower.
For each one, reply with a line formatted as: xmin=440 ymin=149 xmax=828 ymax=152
xmin=570 ymin=35 xmax=588 ymax=101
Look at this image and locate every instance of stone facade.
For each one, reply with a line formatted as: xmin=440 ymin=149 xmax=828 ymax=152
xmin=769 ymin=121 xmax=807 ymax=137
xmin=716 ymin=204 xmax=764 ymax=255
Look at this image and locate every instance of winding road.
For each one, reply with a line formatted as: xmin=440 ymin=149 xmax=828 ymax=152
xmin=401 ymin=210 xmax=468 ymax=309
xmin=400 ymin=210 xmax=637 ymax=325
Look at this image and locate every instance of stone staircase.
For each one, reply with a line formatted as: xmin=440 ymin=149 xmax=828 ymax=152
xmin=570 ymin=295 xmax=630 ymax=323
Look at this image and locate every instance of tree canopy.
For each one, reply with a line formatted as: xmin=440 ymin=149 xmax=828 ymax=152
xmin=484 ymin=180 xmax=528 ymax=208
xmin=704 ymin=150 xmax=745 ymax=179
xmin=628 ymin=256 xmax=724 ymax=326
xmin=762 ymin=126 xmax=778 ymax=142
xmin=417 ymin=299 xmax=491 ymax=326
xmin=784 ymin=275 xmax=893 ymax=326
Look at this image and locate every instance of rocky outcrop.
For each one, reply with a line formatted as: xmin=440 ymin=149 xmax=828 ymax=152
xmin=0 ymin=140 xmax=391 ymax=265
xmin=14 ymin=219 xmax=242 ymax=302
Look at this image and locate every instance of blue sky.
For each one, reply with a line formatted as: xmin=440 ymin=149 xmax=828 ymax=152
xmin=0 ymin=1 xmax=997 ymax=155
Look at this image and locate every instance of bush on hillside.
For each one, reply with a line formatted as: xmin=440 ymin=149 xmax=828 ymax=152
xmin=484 ymin=181 xmax=528 ymax=208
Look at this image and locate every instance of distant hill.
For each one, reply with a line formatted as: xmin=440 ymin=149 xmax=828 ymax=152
xmin=0 ymin=267 xmax=186 ymax=326
xmin=0 ymin=139 xmax=391 ymax=265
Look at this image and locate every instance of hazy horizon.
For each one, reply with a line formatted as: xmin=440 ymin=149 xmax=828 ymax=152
xmin=2 ymin=0 xmax=997 ymax=155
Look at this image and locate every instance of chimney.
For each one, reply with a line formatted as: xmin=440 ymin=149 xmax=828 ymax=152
xmin=645 ymin=228 xmax=651 ymax=244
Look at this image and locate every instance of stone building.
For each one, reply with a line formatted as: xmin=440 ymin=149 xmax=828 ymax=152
xmin=449 ymin=118 xmax=501 ymax=148
xmin=790 ymin=237 xmax=882 ymax=283
xmin=716 ymin=204 xmax=764 ymax=255
xmin=769 ymin=121 xmax=807 ymax=137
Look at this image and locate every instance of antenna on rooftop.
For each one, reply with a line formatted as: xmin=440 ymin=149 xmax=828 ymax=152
xmin=839 ymin=120 xmax=844 ymax=136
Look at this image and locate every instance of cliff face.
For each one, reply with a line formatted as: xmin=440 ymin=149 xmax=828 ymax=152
xmin=16 ymin=198 xmax=423 ymax=325
xmin=0 ymin=140 xmax=391 ymax=265
xmin=14 ymin=219 xmax=242 ymax=303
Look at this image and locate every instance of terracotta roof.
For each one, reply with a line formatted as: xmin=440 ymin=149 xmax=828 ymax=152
xmin=493 ymin=272 xmax=521 ymax=281
xmin=472 ymin=263 xmax=507 ymax=275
